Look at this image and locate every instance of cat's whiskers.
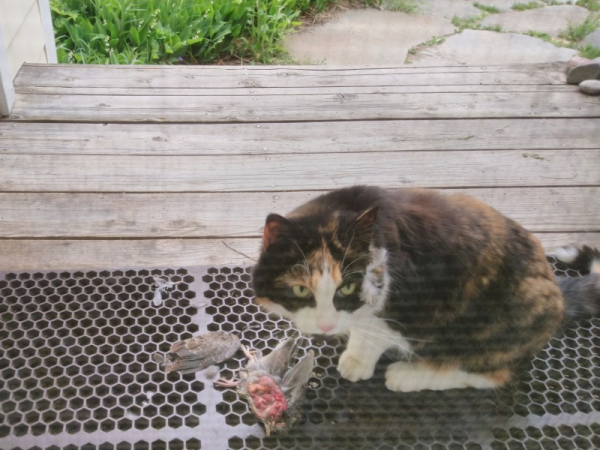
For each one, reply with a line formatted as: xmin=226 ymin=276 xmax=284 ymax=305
xmin=353 ymin=326 xmax=420 ymax=359
xmin=343 ymin=254 xmax=370 ymax=277
xmin=340 ymin=231 xmax=355 ymax=269
xmin=354 ymin=322 xmax=431 ymax=343
xmin=342 ymin=270 xmax=363 ymax=278
xmin=290 ymin=239 xmax=311 ymax=276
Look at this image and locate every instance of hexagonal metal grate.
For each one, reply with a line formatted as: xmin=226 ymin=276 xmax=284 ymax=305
xmin=0 ymin=257 xmax=599 ymax=450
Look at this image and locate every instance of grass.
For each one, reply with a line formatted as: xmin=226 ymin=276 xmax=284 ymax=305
xmin=452 ymin=15 xmax=485 ymax=31
xmin=385 ymin=0 xmax=419 ymax=13
xmin=560 ymin=13 xmax=600 ymax=41
xmin=526 ymin=30 xmax=554 ymax=42
xmin=405 ymin=36 xmax=445 ymax=63
xmin=474 ymin=3 xmax=500 ymax=13
xmin=452 ymin=14 xmax=502 ymax=32
xmin=579 ymin=42 xmax=600 ymax=57
xmin=512 ymin=2 xmax=542 ymax=10
xmin=50 ymin=0 xmax=334 ymax=65
xmin=577 ymin=0 xmax=600 ymax=11
xmin=527 ymin=26 xmax=600 ymax=59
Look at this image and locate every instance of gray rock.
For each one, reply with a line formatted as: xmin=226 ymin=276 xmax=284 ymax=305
xmin=411 ymin=30 xmax=577 ymax=66
xmin=579 ymin=79 xmax=600 ymax=95
xmin=567 ymin=56 xmax=592 ymax=72
xmin=481 ymin=5 xmax=589 ymax=36
xmin=583 ymin=29 xmax=600 ymax=48
xmin=567 ymin=60 xmax=600 ymax=84
xmin=284 ymin=10 xmax=454 ymax=65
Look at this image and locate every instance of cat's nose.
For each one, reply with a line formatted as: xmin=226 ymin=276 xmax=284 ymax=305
xmin=318 ymin=324 xmax=335 ymax=333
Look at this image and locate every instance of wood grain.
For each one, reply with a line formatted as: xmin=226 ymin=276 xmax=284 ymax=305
xmin=0 ymin=188 xmax=598 ymax=238
xmin=16 ymin=84 xmax=577 ymax=96
xmin=1 ymin=150 xmax=597 ymax=192
xmin=14 ymin=63 xmax=567 ymax=90
xmin=2 ymin=119 xmax=599 ymax=155
xmin=8 ymin=91 xmax=599 ymax=122
xmin=1 ymin=233 xmax=597 ymax=271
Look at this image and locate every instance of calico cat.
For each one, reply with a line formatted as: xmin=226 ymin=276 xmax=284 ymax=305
xmin=252 ymin=186 xmax=600 ymax=392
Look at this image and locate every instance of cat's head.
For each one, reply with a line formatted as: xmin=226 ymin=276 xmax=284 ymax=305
xmin=252 ymin=206 xmax=388 ymax=336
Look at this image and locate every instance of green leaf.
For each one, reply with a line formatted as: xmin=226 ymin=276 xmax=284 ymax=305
xmin=130 ymin=27 xmax=140 ymax=45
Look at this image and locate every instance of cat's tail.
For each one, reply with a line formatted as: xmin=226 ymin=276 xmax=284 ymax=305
xmin=551 ymin=245 xmax=600 ymax=319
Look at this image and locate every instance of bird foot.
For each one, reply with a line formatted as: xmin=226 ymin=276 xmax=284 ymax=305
xmin=214 ymin=377 xmax=239 ymax=388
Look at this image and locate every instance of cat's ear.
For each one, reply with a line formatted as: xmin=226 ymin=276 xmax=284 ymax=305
xmin=351 ymin=207 xmax=379 ymax=234
xmin=263 ymin=214 xmax=292 ymax=251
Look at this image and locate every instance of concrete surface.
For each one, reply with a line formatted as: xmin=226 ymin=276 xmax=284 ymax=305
xmin=481 ymin=5 xmax=590 ymax=36
xmin=285 ymin=10 xmax=454 ymax=65
xmin=410 ymin=30 xmax=578 ymax=66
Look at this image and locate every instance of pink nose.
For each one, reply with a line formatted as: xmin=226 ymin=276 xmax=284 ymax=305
xmin=318 ymin=324 xmax=335 ymax=333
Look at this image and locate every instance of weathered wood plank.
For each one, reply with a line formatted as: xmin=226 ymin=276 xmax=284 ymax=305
xmin=1 ymin=233 xmax=597 ymax=271
xmin=1 ymin=150 xmax=597 ymax=192
xmin=2 ymin=119 xmax=598 ymax=155
xmin=0 ymin=150 xmax=597 ymax=192
xmin=14 ymin=63 xmax=567 ymax=89
xmin=16 ymin=84 xmax=578 ymax=96
xmin=7 ymin=91 xmax=599 ymax=122
xmin=0 ymin=188 xmax=597 ymax=238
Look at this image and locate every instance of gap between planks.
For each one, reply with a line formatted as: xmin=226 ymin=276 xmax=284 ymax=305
xmin=1 ymin=233 xmax=598 ymax=271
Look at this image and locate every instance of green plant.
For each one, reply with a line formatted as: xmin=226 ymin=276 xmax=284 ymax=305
xmin=452 ymin=14 xmax=502 ymax=32
xmin=560 ymin=13 xmax=600 ymax=41
xmin=51 ymin=0 xmax=332 ymax=65
xmin=452 ymin=14 xmax=485 ymax=31
xmin=386 ymin=0 xmax=419 ymax=13
xmin=526 ymin=30 xmax=553 ymax=40
xmin=482 ymin=24 xmax=502 ymax=31
xmin=579 ymin=42 xmax=600 ymax=58
xmin=242 ymin=0 xmax=301 ymax=63
xmin=577 ymin=0 xmax=600 ymax=11
xmin=474 ymin=3 xmax=500 ymax=13
xmin=512 ymin=2 xmax=542 ymax=10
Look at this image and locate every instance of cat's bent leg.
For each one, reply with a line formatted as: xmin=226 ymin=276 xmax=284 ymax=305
xmin=385 ymin=361 xmax=510 ymax=392
xmin=338 ymin=318 xmax=410 ymax=382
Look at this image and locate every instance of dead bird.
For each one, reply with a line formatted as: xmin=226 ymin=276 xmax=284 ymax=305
xmin=153 ymin=331 xmax=241 ymax=374
xmin=214 ymin=338 xmax=315 ymax=436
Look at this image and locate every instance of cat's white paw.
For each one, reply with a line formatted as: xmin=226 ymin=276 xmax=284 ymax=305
xmin=552 ymin=245 xmax=580 ymax=263
xmin=337 ymin=351 xmax=376 ymax=382
xmin=385 ymin=361 xmax=498 ymax=392
xmin=385 ymin=362 xmax=430 ymax=392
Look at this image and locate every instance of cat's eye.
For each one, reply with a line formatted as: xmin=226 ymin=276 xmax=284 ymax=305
xmin=338 ymin=283 xmax=357 ymax=296
xmin=292 ymin=285 xmax=311 ymax=298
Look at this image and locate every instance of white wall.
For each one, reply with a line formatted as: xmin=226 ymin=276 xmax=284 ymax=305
xmin=0 ymin=0 xmax=56 ymax=115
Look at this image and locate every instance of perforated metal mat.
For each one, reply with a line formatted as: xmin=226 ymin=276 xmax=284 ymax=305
xmin=0 ymin=259 xmax=598 ymax=450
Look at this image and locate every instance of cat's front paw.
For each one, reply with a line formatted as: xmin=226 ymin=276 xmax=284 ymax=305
xmin=337 ymin=351 xmax=376 ymax=382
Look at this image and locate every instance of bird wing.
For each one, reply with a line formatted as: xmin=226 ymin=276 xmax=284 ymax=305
xmin=281 ymin=350 xmax=314 ymax=406
xmin=257 ymin=338 xmax=298 ymax=379
xmin=164 ymin=332 xmax=240 ymax=373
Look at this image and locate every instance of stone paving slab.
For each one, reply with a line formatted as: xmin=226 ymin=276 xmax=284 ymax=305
xmin=285 ymin=10 xmax=454 ymax=65
xmin=481 ymin=5 xmax=590 ymax=36
xmin=410 ymin=30 xmax=577 ymax=66
xmin=584 ymin=29 xmax=600 ymax=47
